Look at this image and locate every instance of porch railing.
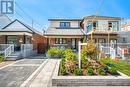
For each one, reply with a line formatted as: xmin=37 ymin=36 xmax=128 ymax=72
xmin=4 ymin=44 xmax=14 ymax=58
xmin=110 ymin=47 xmax=116 ymax=59
xmin=117 ymin=47 xmax=125 ymax=60
xmin=50 ymin=44 xmax=68 ymax=49
xmin=21 ymin=44 xmax=33 ymax=57
xmin=0 ymin=44 xmax=14 ymax=58
xmin=0 ymin=44 xmax=11 ymax=52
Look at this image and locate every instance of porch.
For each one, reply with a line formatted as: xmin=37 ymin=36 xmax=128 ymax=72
xmin=48 ymin=37 xmax=83 ymax=51
xmin=0 ymin=35 xmax=32 ymax=51
xmin=0 ymin=44 xmax=35 ymax=60
xmin=99 ymin=43 xmax=130 ymax=61
xmin=87 ymin=32 xmax=118 ymax=43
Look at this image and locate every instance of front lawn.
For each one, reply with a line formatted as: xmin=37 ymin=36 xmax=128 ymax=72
xmin=101 ymin=58 xmax=130 ymax=76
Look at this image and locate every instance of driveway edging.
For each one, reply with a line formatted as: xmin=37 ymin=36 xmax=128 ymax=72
xmin=20 ymin=59 xmax=49 ymax=87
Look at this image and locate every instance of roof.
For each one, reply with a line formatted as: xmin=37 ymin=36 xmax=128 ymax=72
xmin=48 ymin=19 xmax=82 ymax=21
xmin=0 ymin=14 xmax=12 ymax=29
xmin=1 ymin=19 xmax=43 ymax=35
xmin=84 ymin=15 xmax=122 ymax=20
xmin=45 ymin=28 xmax=86 ymax=36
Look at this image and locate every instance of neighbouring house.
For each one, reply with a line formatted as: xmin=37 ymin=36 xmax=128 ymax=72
xmin=80 ymin=15 xmax=122 ymax=44
xmin=45 ymin=19 xmax=85 ymax=51
xmin=121 ymin=19 xmax=130 ymax=31
xmin=0 ymin=19 xmax=47 ymax=60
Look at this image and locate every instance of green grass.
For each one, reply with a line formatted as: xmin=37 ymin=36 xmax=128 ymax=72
xmin=101 ymin=58 xmax=130 ymax=76
xmin=112 ymin=60 xmax=130 ymax=76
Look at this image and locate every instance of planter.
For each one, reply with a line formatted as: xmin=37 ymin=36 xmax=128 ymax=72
xmin=52 ymin=60 xmax=130 ymax=86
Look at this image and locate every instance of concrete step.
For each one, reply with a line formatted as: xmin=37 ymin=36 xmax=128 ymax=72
xmin=6 ymin=57 xmax=21 ymax=61
xmin=5 ymin=52 xmax=22 ymax=61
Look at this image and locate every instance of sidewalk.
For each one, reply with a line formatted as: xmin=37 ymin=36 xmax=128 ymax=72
xmin=27 ymin=59 xmax=59 ymax=87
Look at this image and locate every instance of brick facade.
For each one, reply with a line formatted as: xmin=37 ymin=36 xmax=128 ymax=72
xmin=0 ymin=36 xmax=6 ymax=44
xmin=33 ymin=34 xmax=47 ymax=54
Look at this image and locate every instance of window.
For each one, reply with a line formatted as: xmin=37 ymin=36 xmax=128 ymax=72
xmin=60 ymin=22 xmax=70 ymax=28
xmin=55 ymin=38 xmax=67 ymax=44
xmin=87 ymin=21 xmax=98 ymax=31
xmin=123 ymin=37 xmax=127 ymax=43
xmin=108 ymin=21 xmax=118 ymax=31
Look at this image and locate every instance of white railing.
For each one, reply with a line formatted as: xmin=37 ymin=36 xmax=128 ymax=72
xmin=21 ymin=44 xmax=34 ymax=57
xmin=51 ymin=44 xmax=68 ymax=49
xmin=99 ymin=43 xmax=116 ymax=59
xmin=4 ymin=44 xmax=14 ymax=58
xmin=0 ymin=44 xmax=11 ymax=51
xmin=110 ymin=47 xmax=116 ymax=59
xmin=117 ymin=47 xmax=125 ymax=60
xmin=99 ymin=44 xmax=110 ymax=55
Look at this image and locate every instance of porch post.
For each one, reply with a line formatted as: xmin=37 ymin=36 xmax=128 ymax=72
xmin=23 ymin=35 xmax=26 ymax=44
xmin=78 ymin=41 xmax=81 ymax=68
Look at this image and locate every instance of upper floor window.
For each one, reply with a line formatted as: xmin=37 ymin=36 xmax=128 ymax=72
xmin=87 ymin=21 xmax=98 ymax=31
xmin=108 ymin=21 xmax=118 ymax=31
xmin=60 ymin=22 xmax=70 ymax=28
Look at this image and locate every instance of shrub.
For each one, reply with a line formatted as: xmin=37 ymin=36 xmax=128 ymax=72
xmin=0 ymin=54 xmax=4 ymax=62
xmin=81 ymin=41 xmax=98 ymax=60
xmin=47 ymin=48 xmax=63 ymax=58
xmin=74 ymin=68 xmax=82 ymax=75
xmin=60 ymin=65 xmax=67 ymax=75
xmin=65 ymin=60 xmax=76 ymax=73
xmin=87 ymin=67 xmax=94 ymax=76
xmin=109 ymin=67 xmax=118 ymax=75
xmin=100 ymin=58 xmax=114 ymax=67
xmin=81 ymin=54 xmax=88 ymax=68
xmin=63 ymin=49 xmax=77 ymax=61
xmin=96 ymin=67 xmax=106 ymax=75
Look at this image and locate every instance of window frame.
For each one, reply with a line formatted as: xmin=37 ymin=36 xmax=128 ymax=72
xmin=55 ymin=38 xmax=67 ymax=44
xmin=60 ymin=22 xmax=70 ymax=28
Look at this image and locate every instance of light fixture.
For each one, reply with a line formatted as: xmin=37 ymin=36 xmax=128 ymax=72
xmin=19 ymin=38 xmax=23 ymax=43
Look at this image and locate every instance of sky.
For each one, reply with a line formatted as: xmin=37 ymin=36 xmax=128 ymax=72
xmin=8 ymin=0 xmax=130 ymax=31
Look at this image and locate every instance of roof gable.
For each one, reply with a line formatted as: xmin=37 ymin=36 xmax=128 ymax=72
xmin=2 ymin=19 xmax=33 ymax=33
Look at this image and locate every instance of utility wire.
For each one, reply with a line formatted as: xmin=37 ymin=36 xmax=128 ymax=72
xmin=14 ymin=1 xmax=44 ymax=29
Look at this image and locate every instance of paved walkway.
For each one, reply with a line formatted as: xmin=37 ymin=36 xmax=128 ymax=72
xmin=26 ymin=59 xmax=58 ymax=87
xmin=0 ymin=59 xmax=45 ymax=87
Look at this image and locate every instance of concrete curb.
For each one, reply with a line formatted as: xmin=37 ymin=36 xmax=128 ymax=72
xmin=20 ymin=59 xmax=49 ymax=87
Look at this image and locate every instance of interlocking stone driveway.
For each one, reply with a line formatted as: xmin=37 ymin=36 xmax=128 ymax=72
xmin=0 ymin=59 xmax=45 ymax=87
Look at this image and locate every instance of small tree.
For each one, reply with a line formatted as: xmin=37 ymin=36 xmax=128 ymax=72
xmin=82 ymin=41 xmax=98 ymax=60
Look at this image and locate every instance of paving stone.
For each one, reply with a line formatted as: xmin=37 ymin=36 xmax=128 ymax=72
xmin=0 ymin=59 xmax=45 ymax=87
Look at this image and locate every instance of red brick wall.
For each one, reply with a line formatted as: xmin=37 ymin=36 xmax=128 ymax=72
xmin=33 ymin=34 xmax=47 ymax=54
xmin=0 ymin=36 xmax=6 ymax=44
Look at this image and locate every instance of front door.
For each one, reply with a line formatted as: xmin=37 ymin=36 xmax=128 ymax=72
xmin=7 ymin=36 xmax=20 ymax=51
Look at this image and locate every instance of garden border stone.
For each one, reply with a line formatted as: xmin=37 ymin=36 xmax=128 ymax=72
xmin=52 ymin=60 xmax=130 ymax=86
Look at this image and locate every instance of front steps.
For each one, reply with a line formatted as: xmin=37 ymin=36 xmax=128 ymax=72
xmin=6 ymin=51 xmax=22 ymax=61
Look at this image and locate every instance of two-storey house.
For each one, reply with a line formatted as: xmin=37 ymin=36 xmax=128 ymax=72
xmin=45 ymin=19 xmax=85 ymax=50
xmin=80 ymin=15 xmax=122 ymax=43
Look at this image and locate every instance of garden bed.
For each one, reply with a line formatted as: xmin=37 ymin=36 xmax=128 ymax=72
xmin=52 ymin=60 xmax=130 ymax=86
xmin=50 ymin=41 xmax=130 ymax=86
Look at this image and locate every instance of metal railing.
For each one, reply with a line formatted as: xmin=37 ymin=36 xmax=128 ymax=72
xmin=0 ymin=44 xmax=14 ymax=58
xmin=117 ymin=47 xmax=125 ymax=60
xmin=0 ymin=44 xmax=11 ymax=51
xmin=21 ymin=44 xmax=33 ymax=57
xmin=4 ymin=44 xmax=14 ymax=58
